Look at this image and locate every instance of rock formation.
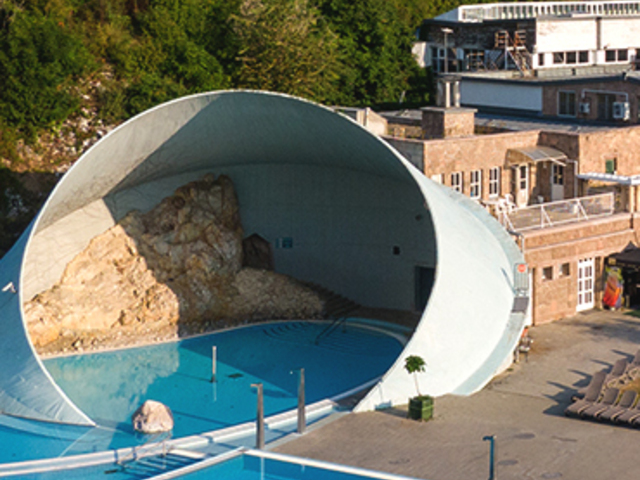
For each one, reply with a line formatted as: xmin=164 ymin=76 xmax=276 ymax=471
xmin=25 ymin=174 xmax=324 ymax=354
xmin=132 ymin=400 xmax=174 ymax=434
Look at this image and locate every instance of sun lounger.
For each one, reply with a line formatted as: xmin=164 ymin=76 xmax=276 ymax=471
xmin=615 ymin=397 xmax=640 ymax=424
xmin=580 ymin=387 xmax=620 ymax=419
xmin=629 ymin=349 xmax=640 ymax=368
xmin=598 ymin=390 xmax=638 ymax=423
xmin=575 ymin=359 xmax=629 ymax=400
xmin=607 ymin=359 xmax=628 ymax=380
xmin=565 ymin=371 xmax=607 ymax=417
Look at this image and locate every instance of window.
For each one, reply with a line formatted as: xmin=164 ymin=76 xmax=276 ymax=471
xmin=566 ymin=51 xmax=577 ymax=64
xmin=605 ymin=158 xmax=617 ymax=174
xmin=552 ymin=164 xmax=564 ymax=186
xmin=519 ymin=165 xmax=528 ymax=190
xmin=558 ymin=91 xmax=576 ymax=116
xmin=606 ymin=49 xmax=628 ymax=62
xmin=542 ymin=266 xmax=553 ymax=281
xmin=470 ymin=170 xmax=482 ymax=199
xmin=489 ymin=167 xmax=501 ymax=197
xmin=451 ymin=172 xmax=463 ymax=193
xmin=553 ymin=52 xmax=565 ymax=64
xmin=579 ymin=51 xmax=589 ymax=63
xmin=538 ymin=53 xmax=545 ymax=66
xmin=559 ymin=263 xmax=571 ymax=277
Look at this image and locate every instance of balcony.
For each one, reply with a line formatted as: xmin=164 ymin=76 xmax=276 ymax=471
xmin=497 ymin=193 xmax=615 ymax=232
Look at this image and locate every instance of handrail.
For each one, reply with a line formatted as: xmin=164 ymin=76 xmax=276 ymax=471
xmin=116 ymin=432 xmax=172 ymax=467
xmin=457 ymin=0 xmax=640 ymax=22
xmin=314 ymin=317 xmax=347 ymax=345
xmin=502 ymin=192 xmax=615 ymax=232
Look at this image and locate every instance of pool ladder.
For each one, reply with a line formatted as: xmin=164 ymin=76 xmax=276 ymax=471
xmin=314 ymin=316 xmax=347 ymax=345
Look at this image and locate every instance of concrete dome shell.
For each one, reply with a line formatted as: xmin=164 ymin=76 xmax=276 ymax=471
xmin=0 ymin=91 xmax=526 ymax=425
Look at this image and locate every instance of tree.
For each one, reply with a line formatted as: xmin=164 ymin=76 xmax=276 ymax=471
xmin=404 ymin=355 xmax=426 ymax=397
xmin=231 ymin=0 xmax=341 ymax=103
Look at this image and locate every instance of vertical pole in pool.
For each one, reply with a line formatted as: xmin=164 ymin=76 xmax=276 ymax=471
xmin=290 ymin=368 xmax=306 ymax=434
xmin=211 ymin=346 xmax=217 ymax=382
xmin=252 ymin=383 xmax=265 ymax=449
xmin=297 ymin=368 xmax=306 ymax=434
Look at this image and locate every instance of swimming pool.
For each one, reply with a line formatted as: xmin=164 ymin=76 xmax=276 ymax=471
xmin=0 ymin=319 xmax=404 ymax=465
xmin=159 ymin=449 xmax=424 ymax=480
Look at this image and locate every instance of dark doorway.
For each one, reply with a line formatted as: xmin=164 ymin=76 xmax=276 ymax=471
xmin=415 ymin=266 xmax=436 ymax=312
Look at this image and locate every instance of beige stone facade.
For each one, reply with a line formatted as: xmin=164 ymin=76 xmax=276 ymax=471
xmin=387 ymin=109 xmax=640 ymax=324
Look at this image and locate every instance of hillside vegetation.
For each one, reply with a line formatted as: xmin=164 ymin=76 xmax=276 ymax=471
xmin=0 ymin=0 xmax=487 ymax=255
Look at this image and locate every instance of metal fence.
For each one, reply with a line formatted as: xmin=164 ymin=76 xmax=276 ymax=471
xmin=501 ymin=192 xmax=615 ymax=232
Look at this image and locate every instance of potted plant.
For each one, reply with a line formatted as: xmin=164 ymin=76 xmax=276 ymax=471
xmin=404 ymin=355 xmax=433 ymax=421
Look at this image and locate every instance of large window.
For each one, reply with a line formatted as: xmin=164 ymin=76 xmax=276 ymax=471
xmin=489 ymin=167 xmax=501 ymax=197
xmin=558 ymin=91 xmax=576 ymax=116
xmin=451 ymin=172 xmax=463 ymax=193
xmin=470 ymin=170 xmax=482 ymax=199
xmin=605 ymin=49 xmax=628 ymax=63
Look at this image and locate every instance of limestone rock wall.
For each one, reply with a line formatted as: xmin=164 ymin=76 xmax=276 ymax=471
xmin=25 ymin=174 xmax=324 ymax=355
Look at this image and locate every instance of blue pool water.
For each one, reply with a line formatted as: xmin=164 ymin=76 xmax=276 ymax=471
xmin=179 ymin=451 xmax=422 ymax=480
xmin=0 ymin=320 xmax=403 ymax=464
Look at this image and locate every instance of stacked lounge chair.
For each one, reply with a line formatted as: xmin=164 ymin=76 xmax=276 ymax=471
xmin=565 ymin=371 xmax=607 ymax=417
xmin=598 ymin=390 xmax=638 ymax=422
xmin=566 ymin=350 xmax=640 ymax=427
xmin=579 ymin=387 xmax=620 ymax=419
xmin=615 ymin=399 xmax=640 ymax=425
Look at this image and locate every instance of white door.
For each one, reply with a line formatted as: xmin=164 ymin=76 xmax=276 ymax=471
xmin=516 ymin=164 xmax=529 ymax=207
xmin=551 ymin=163 xmax=565 ymax=202
xmin=577 ymin=258 xmax=595 ymax=312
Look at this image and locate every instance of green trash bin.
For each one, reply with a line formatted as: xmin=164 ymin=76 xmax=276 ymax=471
xmin=408 ymin=395 xmax=433 ymax=421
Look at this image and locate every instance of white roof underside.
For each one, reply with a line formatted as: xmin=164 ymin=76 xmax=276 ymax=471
xmin=0 ymin=91 xmax=526 ymax=425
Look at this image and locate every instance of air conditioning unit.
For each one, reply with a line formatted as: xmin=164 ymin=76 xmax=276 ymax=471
xmin=579 ymin=102 xmax=590 ymax=114
xmin=613 ymin=101 xmax=630 ymax=120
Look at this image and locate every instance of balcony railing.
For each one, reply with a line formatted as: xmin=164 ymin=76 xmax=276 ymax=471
xmin=500 ymin=192 xmax=615 ymax=232
xmin=457 ymin=1 xmax=640 ymax=22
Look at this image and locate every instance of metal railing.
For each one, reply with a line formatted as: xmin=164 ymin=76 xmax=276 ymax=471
xmin=458 ymin=1 xmax=640 ymax=22
xmin=501 ymin=192 xmax=615 ymax=232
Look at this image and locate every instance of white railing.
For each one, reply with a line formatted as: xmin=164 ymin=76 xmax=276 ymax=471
xmin=500 ymin=192 xmax=615 ymax=232
xmin=458 ymin=1 xmax=640 ymax=22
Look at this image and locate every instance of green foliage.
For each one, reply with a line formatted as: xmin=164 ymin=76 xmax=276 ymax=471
xmin=231 ymin=0 xmax=341 ymax=103
xmin=404 ymin=354 xmax=426 ymax=397
xmin=0 ymin=0 xmax=487 ymax=156
xmin=0 ymin=2 xmax=94 ymax=139
xmin=404 ymin=355 xmax=427 ymax=375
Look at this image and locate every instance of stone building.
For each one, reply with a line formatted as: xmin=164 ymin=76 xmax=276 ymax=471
xmin=415 ymin=1 xmax=640 ymax=122
xmin=384 ymin=107 xmax=640 ymax=324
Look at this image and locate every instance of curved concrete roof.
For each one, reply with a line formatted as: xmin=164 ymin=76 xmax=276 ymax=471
xmin=0 ymin=91 xmax=526 ymax=425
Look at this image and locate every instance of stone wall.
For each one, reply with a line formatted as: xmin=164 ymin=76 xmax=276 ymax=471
xmin=523 ymin=213 xmax=640 ymax=323
xmin=421 ymin=130 xmax=540 ymax=199
xmin=25 ymin=174 xmax=324 ymax=355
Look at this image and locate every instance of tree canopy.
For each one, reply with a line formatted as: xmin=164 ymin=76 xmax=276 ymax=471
xmin=0 ymin=0 xmax=491 ymax=159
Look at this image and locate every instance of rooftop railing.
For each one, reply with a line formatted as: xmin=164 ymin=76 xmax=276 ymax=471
xmin=500 ymin=192 xmax=615 ymax=232
xmin=457 ymin=1 xmax=640 ymax=22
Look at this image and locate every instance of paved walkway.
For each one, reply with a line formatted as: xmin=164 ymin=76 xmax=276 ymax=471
xmin=274 ymin=310 xmax=640 ymax=480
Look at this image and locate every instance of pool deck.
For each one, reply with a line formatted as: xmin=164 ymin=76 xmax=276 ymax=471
xmin=274 ymin=309 xmax=640 ymax=480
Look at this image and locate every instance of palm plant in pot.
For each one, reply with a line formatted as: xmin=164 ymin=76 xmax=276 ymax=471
xmin=404 ymin=355 xmax=433 ymax=421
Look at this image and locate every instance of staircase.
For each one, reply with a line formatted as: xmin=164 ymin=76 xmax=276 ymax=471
xmin=494 ymin=30 xmax=533 ymax=75
xmin=115 ymin=449 xmax=206 ymax=479
xmin=302 ymin=282 xmax=360 ymax=319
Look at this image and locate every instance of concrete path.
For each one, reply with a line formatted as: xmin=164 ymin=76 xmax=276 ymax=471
xmin=274 ymin=310 xmax=640 ymax=480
